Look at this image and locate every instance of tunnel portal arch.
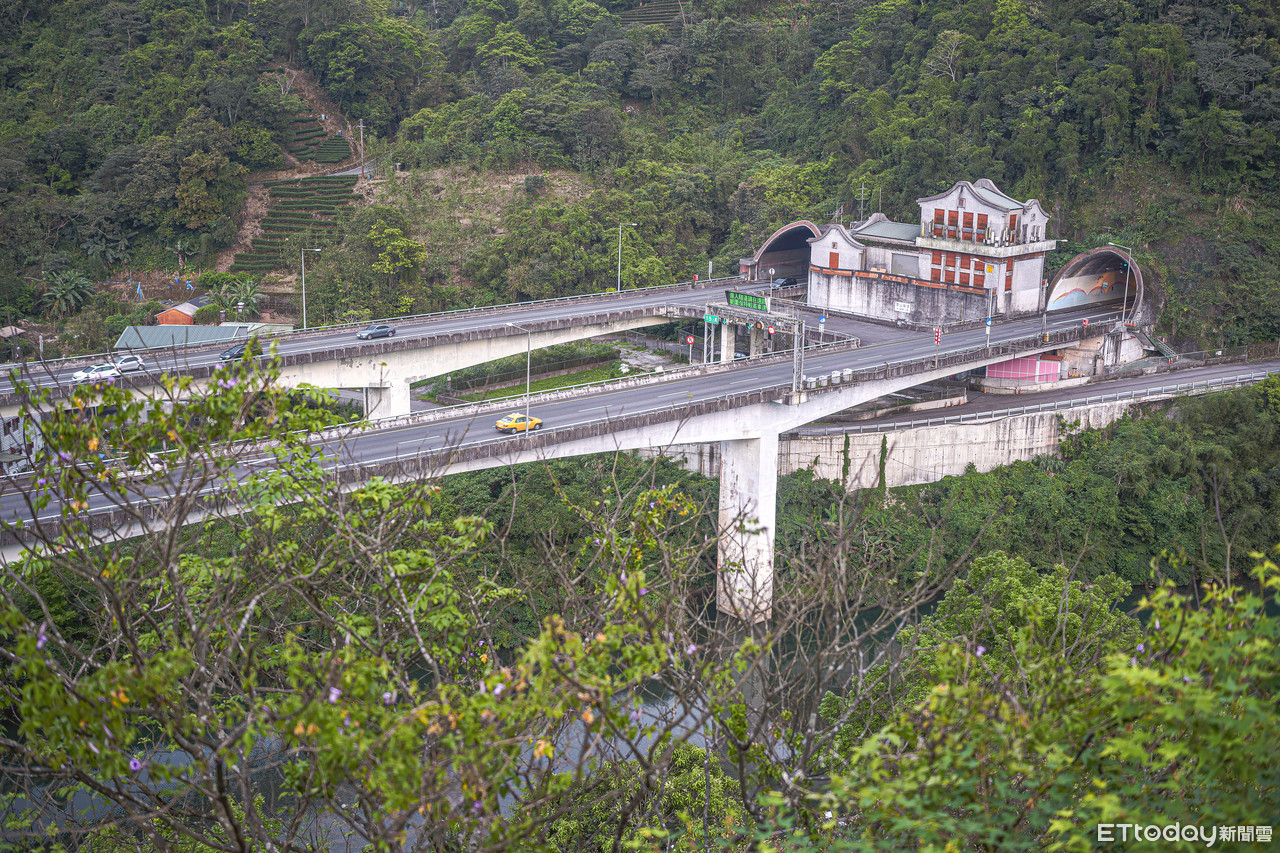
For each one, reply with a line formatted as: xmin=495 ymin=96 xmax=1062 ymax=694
xmin=743 ymin=221 xmax=822 ymax=282
xmin=1046 ymin=246 xmax=1149 ymax=322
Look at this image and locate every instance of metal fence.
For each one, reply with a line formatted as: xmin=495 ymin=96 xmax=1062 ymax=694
xmin=836 ymin=370 xmax=1274 ymax=434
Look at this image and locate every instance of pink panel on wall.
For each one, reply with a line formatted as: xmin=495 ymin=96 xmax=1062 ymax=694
xmin=988 ymin=357 xmax=1061 ymax=382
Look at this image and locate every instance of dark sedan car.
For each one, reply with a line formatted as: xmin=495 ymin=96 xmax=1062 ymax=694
xmin=219 ymin=338 xmax=260 ymax=361
xmin=771 ymin=276 xmax=798 ymax=289
xmin=356 ymin=323 xmax=396 ymax=340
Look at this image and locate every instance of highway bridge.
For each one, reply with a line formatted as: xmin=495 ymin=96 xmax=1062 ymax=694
xmin=0 ymin=277 xmax=792 ymax=418
xmin=0 ymin=300 xmax=1125 ymax=621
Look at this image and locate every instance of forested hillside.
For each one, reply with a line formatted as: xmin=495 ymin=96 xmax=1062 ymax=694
xmin=0 ymin=0 xmax=1276 ymax=345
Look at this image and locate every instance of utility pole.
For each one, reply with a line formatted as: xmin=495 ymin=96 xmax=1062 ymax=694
xmin=792 ymin=320 xmax=805 ymax=394
xmin=357 ymin=119 xmax=365 ymax=179
xmin=855 ymin=182 xmax=869 ymax=222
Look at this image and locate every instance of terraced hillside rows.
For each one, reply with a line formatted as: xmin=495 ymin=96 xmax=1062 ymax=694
xmin=617 ymin=0 xmax=684 ymax=28
xmin=287 ymin=115 xmax=352 ymax=164
xmin=229 ymin=175 xmax=358 ymax=273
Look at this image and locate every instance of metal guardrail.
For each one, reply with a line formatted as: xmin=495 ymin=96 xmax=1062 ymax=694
xmin=835 ymin=371 xmax=1274 ymax=434
xmin=801 ymin=324 xmax=1087 ymax=391
xmin=0 ymin=276 xmax=749 ymax=370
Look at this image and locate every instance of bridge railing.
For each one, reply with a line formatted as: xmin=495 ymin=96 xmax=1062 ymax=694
xmin=834 ymin=370 xmax=1274 ymax=434
xmin=804 ymin=325 xmax=1087 ymax=390
xmin=0 ymin=276 xmax=750 ymax=370
xmin=265 ymin=276 xmax=751 ymax=342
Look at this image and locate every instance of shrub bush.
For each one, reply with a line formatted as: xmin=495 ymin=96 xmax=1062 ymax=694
xmin=193 ymin=304 xmax=221 ymax=325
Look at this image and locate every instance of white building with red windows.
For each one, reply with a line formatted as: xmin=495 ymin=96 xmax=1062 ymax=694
xmin=745 ymin=179 xmax=1059 ymax=325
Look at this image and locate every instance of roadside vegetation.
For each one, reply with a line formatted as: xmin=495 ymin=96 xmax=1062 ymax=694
xmin=1 ymin=358 xmax=1277 ymax=850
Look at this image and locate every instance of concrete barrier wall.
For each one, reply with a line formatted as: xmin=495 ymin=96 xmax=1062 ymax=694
xmin=642 ymin=397 xmax=1155 ymax=488
xmin=782 ymin=399 xmax=1140 ymax=489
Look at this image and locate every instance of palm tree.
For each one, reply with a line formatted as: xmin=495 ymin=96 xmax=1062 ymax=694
xmin=39 ymin=270 xmax=96 ymax=318
xmin=208 ymin=277 xmax=260 ymax=318
xmin=232 ymin=278 xmax=260 ymax=317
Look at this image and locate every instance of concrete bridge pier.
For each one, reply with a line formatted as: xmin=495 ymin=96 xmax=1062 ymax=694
xmin=717 ymin=432 xmax=779 ymax=622
xmin=364 ymin=382 xmax=412 ymax=418
xmin=720 ymin=324 xmax=737 ymax=363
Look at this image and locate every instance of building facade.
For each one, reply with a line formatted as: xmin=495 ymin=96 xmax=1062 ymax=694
xmin=794 ymin=179 xmax=1057 ymax=324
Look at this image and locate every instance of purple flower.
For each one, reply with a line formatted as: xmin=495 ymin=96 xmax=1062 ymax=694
xmin=36 ymin=622 xmax=47 ymax=650
xmin=686 ymin=644 xmax=697 ymax=655
xmin=639 ymin=587 xmax=648 ymax=596
xmin=328 ymin=686 xmax=342 ymax=704
xmin=629 ymin=707 xmax=643 ymax=724
xmin=36 ymin=478 xmax=46 ymax=486
xmin=382 ymin=692 xmax=393 ymax=705
xmin=1136 ymin=643 xmax=1145 ymax=653
xmin=975 ymin=645 xmax=986 ymax=657
xmin=648 ymin=501 xmax=655 ymax=508
xmin=58 ymin=451 xmax=70 ymax=462
xmin=129 ymin=757 xmax=144 ymax=773
xmin=493 ymin=683 xmax=505 ymax=697
xmin=1131 ymin=657 xmax=1137 ymax=667
xmin=592 ymin=538 xmax=601 ymax=545
xmin=470 ymin=800 xmax=484 ymax=815
xmin=1154 ymin=619 xmax=1161 ymax=630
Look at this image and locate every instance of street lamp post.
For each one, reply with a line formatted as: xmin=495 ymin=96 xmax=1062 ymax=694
xmin=301 ymin=248 xmax=321 ymax=330
xmin=506 ymin=322 xmax=532 ymax=438
xmin=617 ymin=223 xmax=637 ymax=290
xmin=1107 ymin=242 xmax=1134 ymax=325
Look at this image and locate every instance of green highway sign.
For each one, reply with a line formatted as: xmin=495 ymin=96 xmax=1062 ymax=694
xmin=726 ymin=290 xmax=769 ymax=312
xmin=704 ymin=313 xmax=721 ymax=324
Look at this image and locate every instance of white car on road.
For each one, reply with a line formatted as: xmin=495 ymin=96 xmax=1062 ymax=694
xmin=71 ymin=363 xmax=120 ymax=384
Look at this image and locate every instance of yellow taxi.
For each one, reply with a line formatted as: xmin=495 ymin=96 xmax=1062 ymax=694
xmin=495 ymin=412 xmax=542 ymax=434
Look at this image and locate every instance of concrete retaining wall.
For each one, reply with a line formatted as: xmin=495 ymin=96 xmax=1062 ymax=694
xmin=642 ymin=397 xmax=1157 ymax=488
xmin=782 ymin=399 xmax=1141 ymax=490
xmin=808 ymin=271 xmax=994 ymax=326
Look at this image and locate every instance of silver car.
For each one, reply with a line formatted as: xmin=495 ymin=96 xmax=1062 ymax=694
xmin=112 ymin=355 xmax=145 ymax=372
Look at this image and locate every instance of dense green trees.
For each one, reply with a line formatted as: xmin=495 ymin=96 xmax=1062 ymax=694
xmin=3 ymin=0 xmax=1278 ymax=343
xmin=4 ymin=358 xmax=1277 ymax=849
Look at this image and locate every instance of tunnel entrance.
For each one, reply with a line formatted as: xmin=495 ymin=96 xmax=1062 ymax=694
xmin=1046 ymin=246 xmax=1144 ymax=318
xmin=742 ymin=221 xmax=821 ymax=282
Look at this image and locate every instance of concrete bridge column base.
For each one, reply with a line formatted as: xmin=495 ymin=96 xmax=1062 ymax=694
xmin=720 ymin=324 xmax=737 ymax=363
xmin=364 ymin=383 xmax=412 ymax=419
xmin=717 ymin=432 xmax=778 ymax=622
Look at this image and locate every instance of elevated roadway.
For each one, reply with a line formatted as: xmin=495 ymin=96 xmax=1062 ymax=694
xmin=0 ymin=302 xmax=1122 ymax=620
xmin=0 ymin=278 xmax=792 ymax=416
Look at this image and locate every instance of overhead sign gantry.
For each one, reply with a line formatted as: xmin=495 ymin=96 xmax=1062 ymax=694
xmin=704 ymin=291 xmax=806 ymax=394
